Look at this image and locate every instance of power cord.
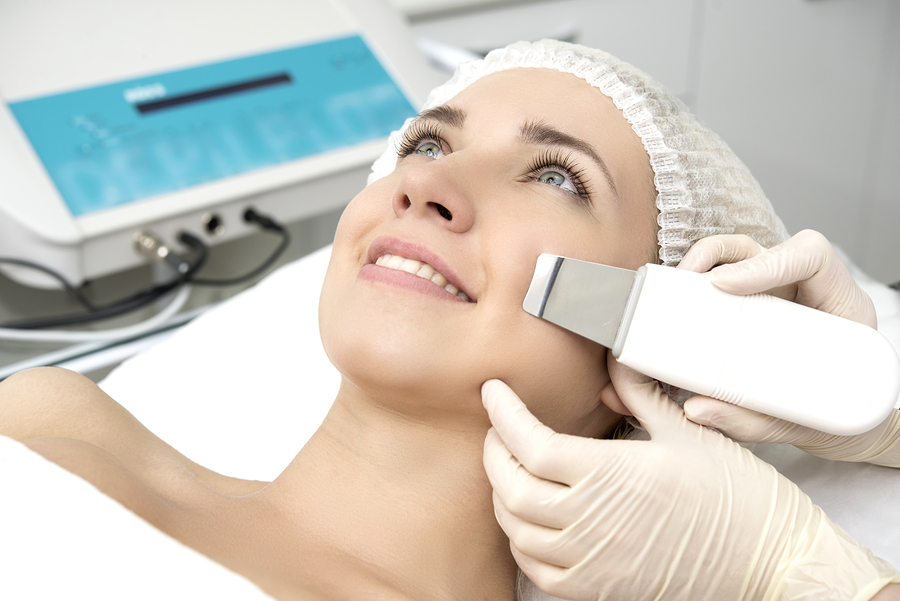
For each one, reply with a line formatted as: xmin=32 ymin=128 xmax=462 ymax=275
xmin=0 ymin=257 xmax=97 ymax=311
xmin=0 ymin=285 xmax=193 ymax=343
xmin=0 ymin=208 xmax=290 ymax=336
xmin=190 ymin=208 xmax=290 ymax=287
xmin=2 ymin=232 xmax=207 ymax=330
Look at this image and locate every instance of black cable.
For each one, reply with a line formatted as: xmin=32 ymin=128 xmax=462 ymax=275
xmin=1 ymin=209 xmax=290 ymax=330
xmin=0 ymin=257 xmax=97 ymax=311
xmin=98 ymin=232 xmax=208 ymax=307
xmin=189 ymin=208 xmax=290 ymax=287
xmin=3 ymin=233 xmax=208 ymax=330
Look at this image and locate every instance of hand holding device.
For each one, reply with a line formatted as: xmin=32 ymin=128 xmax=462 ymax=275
xmin=524 ymin=243 xmax=900 ymax=436
xmin=481 ymin=361 xmax=900 ymax=601
xmin=679 ymin=230 xmax=900 ymax=466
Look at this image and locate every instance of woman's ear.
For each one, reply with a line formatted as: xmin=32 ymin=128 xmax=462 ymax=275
xmin=599 ymin=380 xmax=633 ymax=416
xmin=599 ymin=351 xmax=633 ymax=416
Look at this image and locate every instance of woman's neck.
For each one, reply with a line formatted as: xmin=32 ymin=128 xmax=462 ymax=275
xmin=257 ymin=379 xmax=518 ymax=600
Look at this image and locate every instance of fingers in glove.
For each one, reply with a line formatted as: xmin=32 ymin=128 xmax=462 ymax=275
xmin=482 ymin=379 xmax=601 ymax=485
xmin=493 ymin=495 xmax=587 ymax=569
xmin=511 ymin=544 xmax=603 ymax=601
xmin=683 ymin=396 xmax=813 ymax=444
xmin=813 ymin=410 xmax=900 ymax=467
xmin=605 ymin=356 xmax=687 ymax=438
xmin=483 ymin=427 xmax=573 ymax=529
xmin=677 ymin=234 xmax=764 ymax=274
xmin=508 ymin=545 xmax=589 ymax=601
xmin=708 ymin=230 xmax=876 ymax=325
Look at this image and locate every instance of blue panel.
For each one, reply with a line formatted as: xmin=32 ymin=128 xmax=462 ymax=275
xmin=9 ymin=35 xmax=416 ymax=217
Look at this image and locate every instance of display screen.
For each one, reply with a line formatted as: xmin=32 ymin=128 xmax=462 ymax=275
xmin=135 ymin=73 xmax=293 ymax=114
xmin=9 ymin=35 xmax=416 ymax=217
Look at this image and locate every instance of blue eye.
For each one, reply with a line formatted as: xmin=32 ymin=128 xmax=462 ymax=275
xmin=527 ymin=150 xmax=593 ymax=207
xmin=415 ymin=140 xmax=444 ymax=159
xmin=397 ymin=121 xmax=448 ymax=160
xmin=536 ymin=169 xmax=576 ymax=194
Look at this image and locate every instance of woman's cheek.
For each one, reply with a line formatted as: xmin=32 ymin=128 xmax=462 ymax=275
xmin=487 ymin=317 xmax=610 ymax=434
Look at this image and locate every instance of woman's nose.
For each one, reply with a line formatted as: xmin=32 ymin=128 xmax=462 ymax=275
xmin=391 ymin=159 xmax=476 ymax=233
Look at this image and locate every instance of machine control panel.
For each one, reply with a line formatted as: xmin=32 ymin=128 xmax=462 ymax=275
xmin=9 ymin=35 xmax=415 ymax=218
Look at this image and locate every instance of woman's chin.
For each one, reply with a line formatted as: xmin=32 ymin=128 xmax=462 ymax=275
xmin=324 ymin=334 xmax=482 ymax=413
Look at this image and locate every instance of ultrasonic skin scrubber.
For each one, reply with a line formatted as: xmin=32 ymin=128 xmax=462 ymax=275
xmin=524 ymin=254 xmax=900 ymax=436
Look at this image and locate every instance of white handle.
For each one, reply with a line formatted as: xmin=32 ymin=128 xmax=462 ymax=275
xmin=617 ymin=264 xmax=900 ymax=436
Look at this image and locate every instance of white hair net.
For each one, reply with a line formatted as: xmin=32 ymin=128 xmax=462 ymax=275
xmin=368 ymin=39 xmax=790 ymax=266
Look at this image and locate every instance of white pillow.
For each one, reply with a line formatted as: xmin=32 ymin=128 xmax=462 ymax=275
xmin=100 ymin=243 xmax=339 ymax=481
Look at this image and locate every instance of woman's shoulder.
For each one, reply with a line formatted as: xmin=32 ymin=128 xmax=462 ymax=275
xmin=2 ymin=367 xmax=134 ymax=439
xmin=0 ymin=367 xmax=267 ymax=505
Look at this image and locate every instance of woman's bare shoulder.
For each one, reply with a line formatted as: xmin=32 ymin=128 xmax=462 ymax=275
xmin=1 ymin=366 xmax=132 ymax=441
xmin=0 ymin=366 xmax=267 ymax=498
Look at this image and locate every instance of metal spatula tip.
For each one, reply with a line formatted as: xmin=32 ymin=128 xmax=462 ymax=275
xmin=522 ymin=255 xmax=637 ymax=348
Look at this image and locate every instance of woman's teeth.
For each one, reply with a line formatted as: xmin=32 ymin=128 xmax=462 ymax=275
xmin=375 ymin=254 xmax=472 ymax=302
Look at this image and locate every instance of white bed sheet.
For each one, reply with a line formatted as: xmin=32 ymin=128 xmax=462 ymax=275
xmin=0 ymin=435 xmax=273 ymax=599
xmin=2 ymin=243 xmax=898 ymax=598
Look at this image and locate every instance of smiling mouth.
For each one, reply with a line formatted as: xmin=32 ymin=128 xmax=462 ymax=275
xmin=375 ymin=254 xmax=474 ymax=303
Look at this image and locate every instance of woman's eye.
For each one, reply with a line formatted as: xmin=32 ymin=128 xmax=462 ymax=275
xmin=396 ymin=121 xmax=448 ymax=161
xmin=536 ymin=169 xmax=576 ymax=194
xmin=526 ymin=151 xmax=593 ymax=206
xmin=415 ymin=140 xmax=444 ymax=159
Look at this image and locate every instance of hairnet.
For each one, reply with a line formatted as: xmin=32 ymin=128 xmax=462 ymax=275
xmin=368 ymin=39 xmax=789 ymax=266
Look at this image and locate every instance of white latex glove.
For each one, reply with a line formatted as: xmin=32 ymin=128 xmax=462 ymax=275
xmin=677 ymin=230 xmax=900 ymax=468
xmin=482 ymin=359 xmax=900 ymax=601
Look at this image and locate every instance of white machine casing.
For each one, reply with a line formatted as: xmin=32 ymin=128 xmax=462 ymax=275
xmin=0 ymin=0 xmax=438 ymax=288
xmin=615 ymin=264 xmax=900 ymax=436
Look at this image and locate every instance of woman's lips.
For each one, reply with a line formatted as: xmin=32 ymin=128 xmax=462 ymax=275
xmin=373 ymin=253 xmax=471 ymax=302
xmin=364 ymin=237 xmax=476 ymax=303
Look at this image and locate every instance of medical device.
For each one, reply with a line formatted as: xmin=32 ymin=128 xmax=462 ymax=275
xmin=0 ymin=0 xmax=434 ymax=289
xmin=524 ymin=254 xmax=900 ymax=436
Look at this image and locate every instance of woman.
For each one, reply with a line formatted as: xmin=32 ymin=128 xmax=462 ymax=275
xmin=1 ymin=40 xmax=897 ymax=600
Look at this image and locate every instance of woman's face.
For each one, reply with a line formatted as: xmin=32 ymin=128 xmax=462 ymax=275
xmin=319 ymin=68 xmax=657 ymax=437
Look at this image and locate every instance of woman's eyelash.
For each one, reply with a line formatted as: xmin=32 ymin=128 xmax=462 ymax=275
xmin=396 ymin=121 xmax=445 ymax=159
xmin=526 ymin=150 xmax=594 ymax=206
xmin=395 ymin=127 xmax=593 ymax=207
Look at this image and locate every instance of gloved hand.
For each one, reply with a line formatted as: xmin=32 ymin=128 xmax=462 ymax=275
xmin=677 ymin=229 xmax=900 ymax=468
xmin=482 ymin=359 xmax=900 ymax=601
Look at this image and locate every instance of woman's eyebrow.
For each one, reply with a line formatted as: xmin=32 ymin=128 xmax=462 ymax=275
xmin=415 ymin=105 xmax=467 ymax=129
xmin=519 ymin=120 xmax=619 ymax=199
